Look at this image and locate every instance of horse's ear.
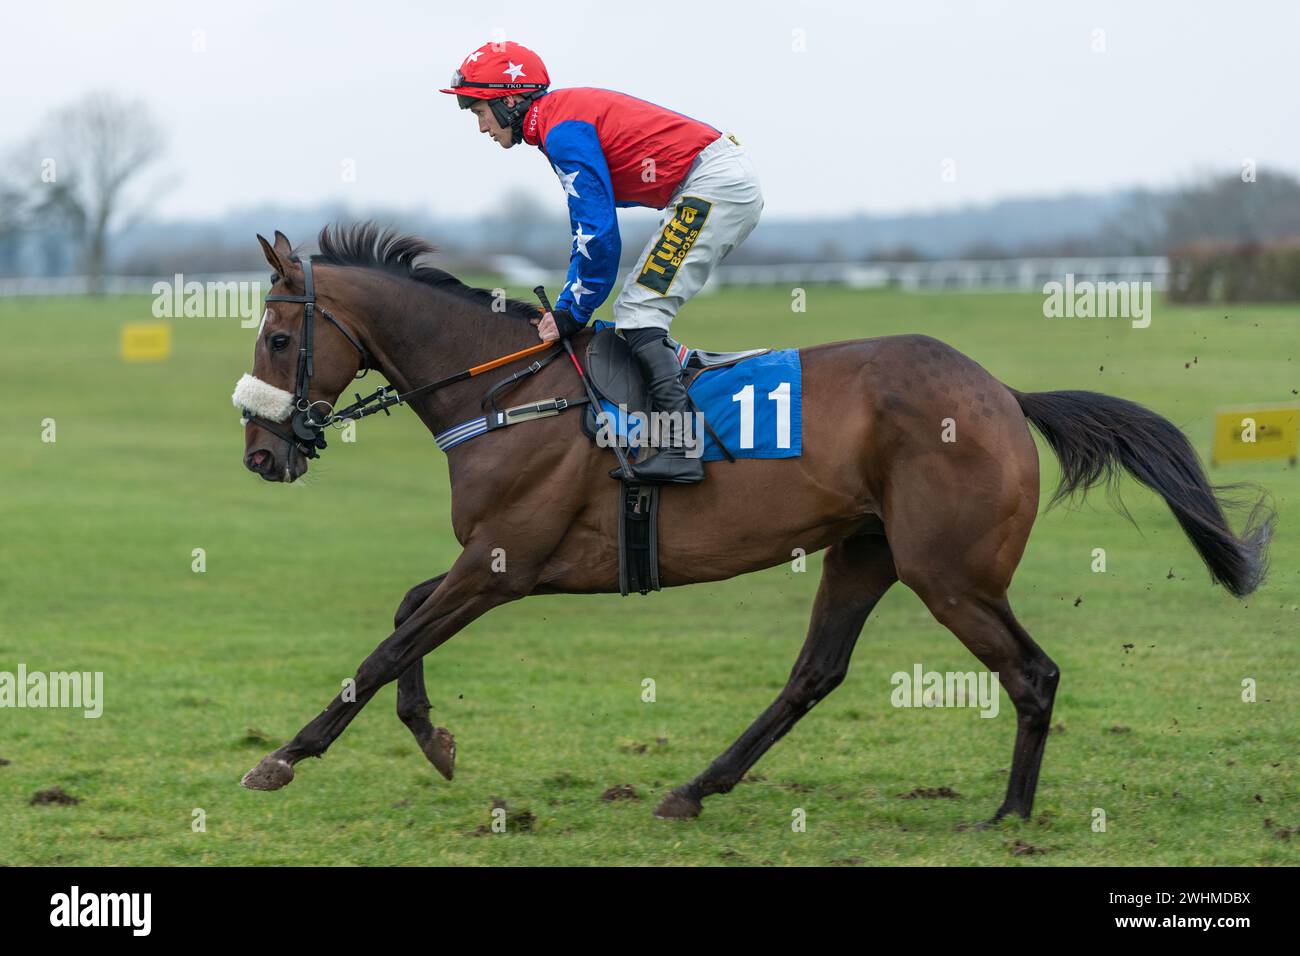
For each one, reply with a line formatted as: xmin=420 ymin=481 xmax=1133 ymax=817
xmin=257 ymin=234 xmax=287 ymax=277
xmin=273 ymin=231 xmax=294 ymax=258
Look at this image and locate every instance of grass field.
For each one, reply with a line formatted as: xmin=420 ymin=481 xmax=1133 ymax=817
xmin=1 ymin=282 xmax=1296 ymax=866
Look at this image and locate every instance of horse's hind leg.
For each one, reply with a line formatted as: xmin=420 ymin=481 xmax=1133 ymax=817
xmin=394 ymin=573 xmax=455 ymax=780
xmin=987 ymin=602 xmax=1057 ymax=821
xmin=903 ymin=587 xmax=1058 ymax=823
xmin=884 ymin=437 xmax=1058 ymax=823
xmin=655 ymin=533 xmax=897 ymax=819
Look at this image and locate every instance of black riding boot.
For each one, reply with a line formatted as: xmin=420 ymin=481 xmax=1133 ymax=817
xmin=610 ymin=327 xmax=705 ymax=484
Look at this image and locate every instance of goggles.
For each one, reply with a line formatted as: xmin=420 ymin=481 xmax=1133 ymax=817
xmin=448 ymin=69 xmax=546 ymax=93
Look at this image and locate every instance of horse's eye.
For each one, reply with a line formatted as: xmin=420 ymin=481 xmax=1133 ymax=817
xmin=269 ymin=332 xmax=291 ymax=352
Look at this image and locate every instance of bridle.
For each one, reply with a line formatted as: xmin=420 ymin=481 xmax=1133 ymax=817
xmin=238 ymin=259 xmax=565 ymax=463
xmin=244 ymin=256 xmax=371 ymax=461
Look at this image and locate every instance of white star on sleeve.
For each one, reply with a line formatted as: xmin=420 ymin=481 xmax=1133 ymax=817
xmin=572 ymin=224 xmax=593 ymax=259
xmin=552 ymin=164 xmax=580 ymax=197
xmin=503 ymin=61 xmax=526 ymax=81
xmin=567 ymin=277 xmax=591 ymax=304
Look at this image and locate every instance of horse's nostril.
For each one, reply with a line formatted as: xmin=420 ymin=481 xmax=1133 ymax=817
xmin=245 ymin=449 xmax=272 ymax=473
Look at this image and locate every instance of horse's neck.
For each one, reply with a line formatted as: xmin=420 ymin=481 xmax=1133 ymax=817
xmin=360 ymin=284 xmax=538 ymax=435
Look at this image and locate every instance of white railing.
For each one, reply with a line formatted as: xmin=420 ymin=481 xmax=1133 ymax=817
xmin=0 ymin=271 xmax=271 ymax=298
xmin=1 ymin=257 xmax=1172 ymax=298
xmin=0 ymin=263 xmax=551 ymax=298
xmin=709 ymin=256 xmax=1170 ymax=292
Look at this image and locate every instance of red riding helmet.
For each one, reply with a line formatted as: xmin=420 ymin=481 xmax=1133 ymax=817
xmin=440 ymin=41 xmax=550 ymax=142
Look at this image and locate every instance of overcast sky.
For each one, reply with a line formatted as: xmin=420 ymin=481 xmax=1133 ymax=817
xmin=3 ymin=0 xmax=1297 ymax=223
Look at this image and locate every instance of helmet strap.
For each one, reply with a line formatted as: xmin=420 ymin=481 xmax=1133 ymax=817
xmin=489 ymin=92 xmax=541 ymax=144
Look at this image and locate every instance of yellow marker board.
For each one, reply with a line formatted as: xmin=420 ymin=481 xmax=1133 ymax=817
xmin=1211 ymin=405 xmax=1299 ymax=465
xmin=121 ymin=322 xmax=172 ymax=362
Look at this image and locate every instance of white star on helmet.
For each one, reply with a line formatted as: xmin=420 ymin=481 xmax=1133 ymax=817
xmin=503 ymin=61 xmax=526 ymax=81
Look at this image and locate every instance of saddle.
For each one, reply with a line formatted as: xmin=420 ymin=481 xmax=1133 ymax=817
xmin=580 ymin=328 xmax=768 ymax=446
xmin=579 ymin=326 xmax=769 ymax=596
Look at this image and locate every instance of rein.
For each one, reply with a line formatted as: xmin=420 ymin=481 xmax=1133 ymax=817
xmin=327 ymin=336 xmax=561 ymax=428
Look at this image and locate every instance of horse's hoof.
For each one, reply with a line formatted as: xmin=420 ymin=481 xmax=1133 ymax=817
xmin=422 ymin=727 xmax=456 ymax=781
xmin=653 ymin=790 xmax=702 ymax=819
xmin=241 ymin=755 xmax=294 ymax=791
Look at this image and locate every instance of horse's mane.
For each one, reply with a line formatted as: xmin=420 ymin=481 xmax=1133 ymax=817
xmin=304 ymin=222 xmax=542 ymax=321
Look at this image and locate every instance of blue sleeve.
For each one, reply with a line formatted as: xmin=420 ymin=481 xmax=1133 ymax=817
xmin=542 ymin=120 xmax=621 ymax=323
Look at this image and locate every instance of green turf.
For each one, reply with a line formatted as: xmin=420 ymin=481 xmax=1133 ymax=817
xmin=0 ymin=284 xmax=1296 ymax=866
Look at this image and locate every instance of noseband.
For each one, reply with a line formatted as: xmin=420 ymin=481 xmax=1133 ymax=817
xmin=241 ymin=256 xmax=370 ymax=460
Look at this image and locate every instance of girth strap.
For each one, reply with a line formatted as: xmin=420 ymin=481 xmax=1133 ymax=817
xmin=434 ymin=396 xmax=589 ymax=451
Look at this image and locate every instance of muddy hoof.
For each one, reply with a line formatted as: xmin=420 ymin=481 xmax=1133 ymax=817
xmin=422 ymin=727 xmax=456 ymax=781
xmin=240 ymin=755 xmax=294 ymax=791
xmin=653 ymin=789 xmax=702 ymax=819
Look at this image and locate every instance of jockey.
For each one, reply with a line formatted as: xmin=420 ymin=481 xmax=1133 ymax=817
xmin=440 ymin=40 xmax=764 ymax=484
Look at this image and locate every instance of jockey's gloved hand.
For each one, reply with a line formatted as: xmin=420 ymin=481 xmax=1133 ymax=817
xmin=551 ymin=308 xmax=584 ymax=340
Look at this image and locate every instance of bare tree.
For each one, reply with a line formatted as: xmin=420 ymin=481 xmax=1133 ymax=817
xmin=1162 ymin=169 xmax=1300 ymax=249
xmin=0 ymin=171 xmax=28 ymax=275
xmin=32 ymin=92 xmax=166 ymax=291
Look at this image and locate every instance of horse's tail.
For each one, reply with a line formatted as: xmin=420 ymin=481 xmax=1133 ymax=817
xmin=1010 ymin=388 xmax=1275 ymax=598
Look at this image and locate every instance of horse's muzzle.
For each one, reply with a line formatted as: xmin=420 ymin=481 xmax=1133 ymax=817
xmin=244 ymin=446 xmax=306 ymax=482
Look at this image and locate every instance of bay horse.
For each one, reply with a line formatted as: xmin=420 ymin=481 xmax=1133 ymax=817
xmin=235 ymin=224 xmax=1274 ymax=824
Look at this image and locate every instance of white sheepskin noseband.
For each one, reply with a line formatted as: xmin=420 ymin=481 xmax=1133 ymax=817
xmin=232 ymin=373 xmax=294 ymax=423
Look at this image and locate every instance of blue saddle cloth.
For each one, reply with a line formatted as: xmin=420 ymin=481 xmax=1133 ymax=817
xmin=589 ymin=321 xmax=802 ymax=462
xmin=688 ymin=349 xmax=803 ymax=460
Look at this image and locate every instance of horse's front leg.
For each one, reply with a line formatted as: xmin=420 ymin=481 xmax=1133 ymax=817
xmin=393 ymin=573 xmax=456 ymax=779
xmin=395 ymin=652 xmax=456 ymax=781
xmin=240 ymin=554 xmax=518 ymax=791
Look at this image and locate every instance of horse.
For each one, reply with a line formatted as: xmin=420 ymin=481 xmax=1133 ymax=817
xmin=234 ymin=223 xmax=1274 ymax=824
